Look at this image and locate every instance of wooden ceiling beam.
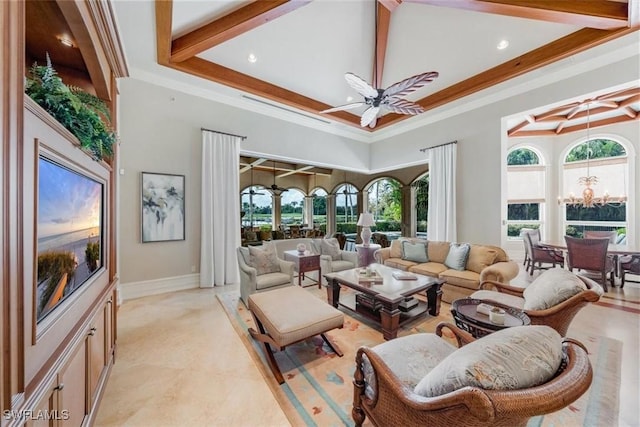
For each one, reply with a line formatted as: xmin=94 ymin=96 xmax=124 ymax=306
xmin=374 ymin=2 xmax=393 ymax=88
xmin=155 ymin=0 xmax=173 ymax=65
xmin=375 ymin=27 xmax=635 ymax=129
xmin=403 ymin=0 xmax=629 ymax=30
xmin=167 ymin=56 xmax=362 ymax=128
xmin=378 ymin=0 xmax=402 ymax=13
xmin=171 ymin=0 xmax=312 ymax=63
xmin=619 ymin=93 xmax=640 ymax=107
xmin=511 ymin=114 xmax=640 ymax=137
xmin=622 ymin=107 xmax=638 ymax=118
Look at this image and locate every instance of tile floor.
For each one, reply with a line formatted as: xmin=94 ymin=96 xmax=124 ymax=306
xmin=95 ymin=265 xmax=640 ymax=427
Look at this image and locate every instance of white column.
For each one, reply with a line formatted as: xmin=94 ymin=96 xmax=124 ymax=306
xmin=304 ymin=196 xmax=314 ymax=227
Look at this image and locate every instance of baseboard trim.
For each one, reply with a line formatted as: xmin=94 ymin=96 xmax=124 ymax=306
xmin=119 ymin=273 xmax=200 ymax=300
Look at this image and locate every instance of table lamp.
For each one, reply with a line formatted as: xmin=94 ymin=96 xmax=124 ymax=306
xmin=357 ymin=213 xmax=376 ymax=247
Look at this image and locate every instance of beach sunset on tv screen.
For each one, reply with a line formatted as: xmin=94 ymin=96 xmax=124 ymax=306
xmin=37 ymin=157 xmax=103 ymax=322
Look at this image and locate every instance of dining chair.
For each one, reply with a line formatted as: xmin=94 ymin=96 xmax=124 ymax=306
xmin=523 ymin=229 xmax=564 ymax=275
xmin=584 ymin=230 xmax=617 ymax=243
xmin=519 ymin=227 xmax=535 ymax=268
xmin=564 ymin=236 xmax=615 ymax=291
xmin=619 ymin=254 xmax=640 ymax=288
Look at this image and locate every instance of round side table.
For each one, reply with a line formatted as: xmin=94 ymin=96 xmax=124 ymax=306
xmin=451 ymin=298 xmax=531 ymax=338
xmin=355 ymin=243 xmax=381 ymax=267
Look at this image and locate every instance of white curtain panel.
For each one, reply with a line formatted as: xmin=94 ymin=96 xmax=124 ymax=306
xmin=200 ymin=131 xmax=241 ymax=287
xmin=427 ymin=143 xmax=457 ymax=242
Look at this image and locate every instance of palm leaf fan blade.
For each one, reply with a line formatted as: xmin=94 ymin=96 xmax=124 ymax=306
xmin=383 ymin=71 xmax=439 ymax=98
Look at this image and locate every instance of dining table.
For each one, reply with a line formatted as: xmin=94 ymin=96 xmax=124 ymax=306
xmin=540 ymin=240 xmax=640 ymax=255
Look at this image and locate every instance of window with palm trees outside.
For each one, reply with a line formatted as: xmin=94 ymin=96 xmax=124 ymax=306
xmin=281 ymin=189 xmax=304 ymax=225
xmin=506 ymin=147 xmax=544 ymax=239
xmin=335 ymin=184 xmax=358 ymax=233
xmin=412 ymin=174 xmax=429 ymax=235
xmin=312 ymin=188 xmax=327 ymax=232
xmin=562 ymin=138 xmax=627 ymax=240
xmin=241 ymin=185 xmax=271 ymax=229
xmin=367 ymin=178 xmax=402 ymax=236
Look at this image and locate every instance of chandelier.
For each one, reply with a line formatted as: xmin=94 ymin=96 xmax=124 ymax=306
xmin=564 ymin=103 xmax=626 ymax=208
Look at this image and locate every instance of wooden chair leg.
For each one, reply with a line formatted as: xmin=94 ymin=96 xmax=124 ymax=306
xmin=320 ymin=333 xmax=344 ymax=357
xmin=248 ymin=312 xmax=286 ymax=384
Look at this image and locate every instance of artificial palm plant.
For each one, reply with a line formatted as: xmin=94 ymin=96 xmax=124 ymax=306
xmin=25 ymin=54 xmax=116 ymax=161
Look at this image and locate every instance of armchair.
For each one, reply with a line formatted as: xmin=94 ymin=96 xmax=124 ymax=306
xmin=353 ymin=322 xmax=592 ymax=427
xmin=471 ymin=269 xmax=603 ymax=336
xmin=564 ymin=236 xmax=615 ymax=291
xmin=237 ymin=246 xmax=294 ymax=306
xmin=314 ymin=237 xmax=358 ymax=284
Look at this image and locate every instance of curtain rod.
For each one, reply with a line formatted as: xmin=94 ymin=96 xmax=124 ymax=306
xmin=201 ymin=127 xmax=247 ymax=140
xmin=419 ymin=140 xmax=457 ymax=153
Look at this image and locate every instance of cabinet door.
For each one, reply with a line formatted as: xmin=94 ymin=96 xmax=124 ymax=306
xmin=88 ymin=308 xmax=106 ymax=404
xmin=58 ymin=340 xmax=87 ymax=427
xmin=27 ymin=382 xmax=58 ymax=427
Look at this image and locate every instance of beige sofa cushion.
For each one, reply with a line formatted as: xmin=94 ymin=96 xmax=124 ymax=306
xmin=409 ymin=262 xmax=447 ymax=278
xmin=438 ymin=269 xmax=480 ymax=290
xmin=466 ymin=245 xmax=498 ymax=274
xmin=414 ymin=326 xmax=563 ymax=397
xmin=427 ymin=241 xmax=450 ymax=264
xmin=385 ymin=258 xmax=417 ymax=271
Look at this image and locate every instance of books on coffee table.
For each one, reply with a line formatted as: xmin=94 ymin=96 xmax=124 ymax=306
xmin=392 ymin=271 xmax=417 ymax=280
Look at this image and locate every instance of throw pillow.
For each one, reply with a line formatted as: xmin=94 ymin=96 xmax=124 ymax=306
xmin=444 ymin=243 xmax=471 ymax=271
xmin=523 ymin=268 xmax=588 ymax=310
xmin=248 ymin=245 xmax=280 ymax=275
xmin=466 ymin=245 xmax=498 ymax=274
xmin=414 ymin=325 xmax=563 ymax=397
xmin=402 ymin=241 xmax=428 ymax=263
xmin=321 ymin=238 xmax=341 ymax=261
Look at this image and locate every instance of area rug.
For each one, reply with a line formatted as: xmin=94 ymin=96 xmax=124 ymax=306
xmin=217 ymin=288 xmax=621 ymax=427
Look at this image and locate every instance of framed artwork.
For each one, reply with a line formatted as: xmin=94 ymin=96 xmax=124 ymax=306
xmin=141 ymin=172 xmax=185 ymax=242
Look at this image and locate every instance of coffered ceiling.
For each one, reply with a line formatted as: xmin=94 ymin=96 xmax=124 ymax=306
xmin=149 ymin=0 xmax=638 ymax=134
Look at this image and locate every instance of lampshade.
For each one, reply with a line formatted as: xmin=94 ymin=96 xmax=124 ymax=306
xmin=357 ymin=213 xmax=375 ymax=227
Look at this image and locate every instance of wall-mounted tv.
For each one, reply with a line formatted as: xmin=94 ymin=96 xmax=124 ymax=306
xmin=36 ymin=156 xmax=104 ymax=323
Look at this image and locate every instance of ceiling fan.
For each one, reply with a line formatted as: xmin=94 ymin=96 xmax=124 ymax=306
xmin=322 ymin=71 xmax=439 ymax=128
xmin=320 ymin=2 xmax=439 ymax=128
xmin=340 ymin=170 xmax=358 ymax=196
xmin=270 ymin=161 xmax=288 ymax=194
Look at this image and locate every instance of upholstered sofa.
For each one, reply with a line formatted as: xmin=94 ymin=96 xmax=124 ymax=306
xmin=375 ymin=238 xmax=519 ymax=303
xmin=267 ymin=237 xmax=358 ymax=284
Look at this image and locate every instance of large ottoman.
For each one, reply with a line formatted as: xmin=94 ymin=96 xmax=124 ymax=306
xmin=248 ymin=286 xmax=344 ymax=384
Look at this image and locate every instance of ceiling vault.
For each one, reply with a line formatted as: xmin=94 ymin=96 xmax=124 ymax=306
xmin=154 ymin=0 xmax=637 ymax=133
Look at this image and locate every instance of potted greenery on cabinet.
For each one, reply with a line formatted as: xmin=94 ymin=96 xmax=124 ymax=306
xmin=25 ymin=54 xmax=116 ymax=161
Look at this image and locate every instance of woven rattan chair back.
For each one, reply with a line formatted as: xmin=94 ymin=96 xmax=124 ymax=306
xmin=564 ymin=236 xmax=614 ymax=290
xmin=584 ymin=230 xmax=617 ymax=244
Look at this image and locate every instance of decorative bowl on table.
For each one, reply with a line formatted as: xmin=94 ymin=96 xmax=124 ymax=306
xmin=296 ymin=243 xmax=306 ymax=254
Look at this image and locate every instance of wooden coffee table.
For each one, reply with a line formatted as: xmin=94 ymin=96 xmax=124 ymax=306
xmin=324 ymin=264 xmax=443 ymax=340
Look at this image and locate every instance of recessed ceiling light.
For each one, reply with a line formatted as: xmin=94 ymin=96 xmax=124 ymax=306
xmin=247 ymin=53 xmax=257 ymax=63
xmin=346 ymin=96 xmax=353 ymax=102
xmin=497 ymin=40 xmax=509 ymax=50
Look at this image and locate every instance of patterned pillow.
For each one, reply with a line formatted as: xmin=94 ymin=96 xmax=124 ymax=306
xmin=444 ymin=243 xmax=471 ymax=271
xmin=321 ymin=238 xmax=341 ymax=261
xmin=248 ymin=245 xmax=280 ymax=275
xmin=414 ymin=325 xmax=563 ymax=397
xmin=402 ymin=241 xmax=428 ymax=263
xmin=523 ymin=268 xmax=588 ymax=310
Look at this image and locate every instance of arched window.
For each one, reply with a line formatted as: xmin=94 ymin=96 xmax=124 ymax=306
xmin=562 ymin=138 xmax=627 ymax=239
xmin=281 ymin=189 xmax=304 ymax=226
xmin=506 ymin=147 xmax=545 ymax=239
xmin=335 ymin=184 xmax=358 ymax=233
xmin=412 ymin=174 xmax=429 ymax=236
xmin=311 ymin=188 xmax=327 ymax=229
xmin=240 ymin=185 xmax=271 ymax=228
xmin=367 ymin=178 xmax=401 ymax=234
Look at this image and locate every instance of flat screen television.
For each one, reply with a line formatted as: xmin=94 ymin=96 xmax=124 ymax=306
xmin=36 ymin=155 xmax=104 ymax=323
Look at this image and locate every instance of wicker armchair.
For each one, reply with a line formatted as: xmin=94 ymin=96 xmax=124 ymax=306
xmin=620 ymin=254 xmax=640 ymax=287
xmin=352 ymin=322 xmax=592 ymax=427
xmin=523 ymin=229 xmax=564 ymax=275
xmin=564 ymin=236 xmax=615 ymax=291
xmin=473 ymin=275 xmax=602 ymax=336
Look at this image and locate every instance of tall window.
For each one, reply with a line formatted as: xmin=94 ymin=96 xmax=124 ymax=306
xmin=562 ymin=138 xmax=627 ymax=239
xmin=335 ymin=184 xmax=358 ymax=233
xmin=412 ymin=174 xmax=429 ymax=234
xmin=506 ymin=147 xmax=545 ymax=238
xmin=240 ymin=186 xmax=271 ymax=228
xmin=367 ymin=178 xmax=401 ymax=233
xmin=281 ymin=189 xmax=304 ymax=225
xmin=311 ymin=188 xmax=327 ymax=229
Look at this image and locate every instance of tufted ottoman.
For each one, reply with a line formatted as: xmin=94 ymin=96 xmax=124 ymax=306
xmin=248 ymin=285 xmax=344 ymax=384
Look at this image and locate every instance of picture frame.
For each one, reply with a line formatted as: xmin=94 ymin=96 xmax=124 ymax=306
xmin=141 ymin=172 xmax=185 ymax=242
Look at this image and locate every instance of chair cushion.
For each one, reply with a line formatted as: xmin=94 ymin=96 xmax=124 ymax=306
xmin=321 ymin=238 xmax=341 ymax=260
xmin=444 ymin=243 xmax=471 ymax=271
xmin=414 ymin=325 xmax=563 ymax=397
xmin=402 ymin=241 xmax=428 ymax=263
xmin=523 ymin=268 xmax=587 ymax=311
xmin=466 ymin=245 xmax=498 ymax=274
xmin=248 ymin=245 xmax=280 ymax=275
xmin=255 ymin=272 xmax=292 ymax=290
xmin=370 ymin=333 xmax=456 ymax=389
xmin=330 ymin=259 xmax=356 ymax=272
xmin=471 ymin=290 xmax=525 ymax=309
